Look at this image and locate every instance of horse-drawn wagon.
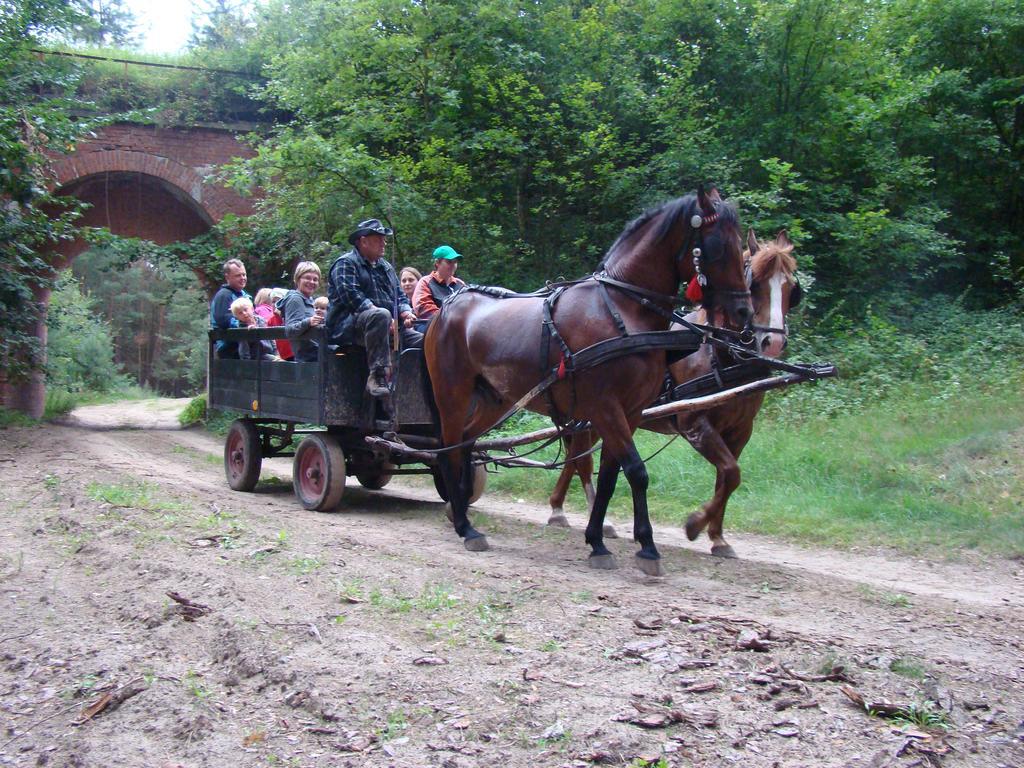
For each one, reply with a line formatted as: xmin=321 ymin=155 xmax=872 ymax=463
xmin=206 ymin=329 xmax=487 ymax=511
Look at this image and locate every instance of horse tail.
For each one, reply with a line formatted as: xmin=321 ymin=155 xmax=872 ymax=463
xmin=420 ymin=345 xmax=442 ymax=439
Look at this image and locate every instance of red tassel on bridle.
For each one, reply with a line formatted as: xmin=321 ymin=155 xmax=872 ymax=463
xmin=685 ymin=275 xmax=703 ymax=303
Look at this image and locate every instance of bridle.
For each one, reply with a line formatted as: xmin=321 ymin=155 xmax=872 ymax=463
xmin=680 ymin=205 xmax=754 ymax=304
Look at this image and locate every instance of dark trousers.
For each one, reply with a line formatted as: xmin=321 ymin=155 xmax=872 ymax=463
xmin=355 ymin=307 xmax=423 ymax=372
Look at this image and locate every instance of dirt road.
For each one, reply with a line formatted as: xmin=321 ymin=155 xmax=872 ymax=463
xmin=1 ymin=407 xmax=1021 ymax=767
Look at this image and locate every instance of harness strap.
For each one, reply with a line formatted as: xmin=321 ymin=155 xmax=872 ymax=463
xmin=595 ymin=272 xmax=685 ymax=308
xmin=540 ymin=287 xmax=575 ymax=424
xmin=596 ymin=279 xmax=629 ymax=336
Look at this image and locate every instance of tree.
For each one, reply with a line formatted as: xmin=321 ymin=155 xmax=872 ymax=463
xmin=1 ymin=0 xmax=96 ymax=414
xmin=70 ymin=0 xmax=137 ymax=47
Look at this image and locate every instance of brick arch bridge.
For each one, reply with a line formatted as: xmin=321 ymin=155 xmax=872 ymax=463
xmin=48 ymin=121 xmax=256 ymax=264
xmin=6 ymin=122 xmax=259 ymax=417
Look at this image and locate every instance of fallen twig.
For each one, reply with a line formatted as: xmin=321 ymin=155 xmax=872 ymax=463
xmin=779 ymin=662 xmax=853 ymax=683
xmin=75 ymin=677 xmax=148 ymax=724
xmin=166 ymin=591 xmax=212 ymax=621
xmin=0 ymin=629 xmax=37 ymax=644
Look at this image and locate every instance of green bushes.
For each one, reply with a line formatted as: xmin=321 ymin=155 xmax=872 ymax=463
xmin=179 ymin=394 xmax=207 ymax=428
xmin=45 ymin=272 xmax=128 ymax=394
xmin=768 ymin=300 xmax=1024 ymax=421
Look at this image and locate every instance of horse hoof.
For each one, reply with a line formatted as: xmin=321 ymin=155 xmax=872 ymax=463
xmin=602 ymin=523 xmax=618 ymax=539
xmin=684 ymin=513 xmax=704 ymax=542
xmin=634 ymin=554 xmax=664 ymax=577
xmin=711 ymin=543 xmax=737 ymax=559
xmin=444 ymin=502 xmax=454 ymax=523
xmin=464 ymin=534 xmax=490 ymax=552
xmin=588 ymin=553 xmax=617 ymax=570
xmin=547 ymin=513 xmax=570 ymax=528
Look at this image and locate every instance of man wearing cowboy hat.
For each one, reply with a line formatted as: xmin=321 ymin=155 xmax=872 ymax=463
xmin=325 ymin=218 xmax=422 ymax=398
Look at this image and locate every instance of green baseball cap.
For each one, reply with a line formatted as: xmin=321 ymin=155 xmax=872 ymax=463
xmin=432 ymin=245 xmax=462 ymax=261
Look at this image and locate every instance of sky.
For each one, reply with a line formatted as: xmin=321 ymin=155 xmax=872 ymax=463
xmin=124 ymin=0 xmax=199 ymax=55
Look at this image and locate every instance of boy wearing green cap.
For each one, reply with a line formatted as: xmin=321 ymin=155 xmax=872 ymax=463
xmin=413 ymin=245 xmax=466 ymax=323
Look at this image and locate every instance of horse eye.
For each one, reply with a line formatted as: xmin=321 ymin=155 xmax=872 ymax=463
xmin=789 ymin=281 xmax=803 ymax=308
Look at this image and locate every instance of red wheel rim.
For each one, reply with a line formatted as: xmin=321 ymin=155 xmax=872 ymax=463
xmin=226 ymin=430 xmax=245 ymax=481
xmin=297 ymin=443 xmax=326 ymax=499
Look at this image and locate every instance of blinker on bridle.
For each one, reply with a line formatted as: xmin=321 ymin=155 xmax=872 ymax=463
xmin=682 ymin=209 xmax=720 ymax=305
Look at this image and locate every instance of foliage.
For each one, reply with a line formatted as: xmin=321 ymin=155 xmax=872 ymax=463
xmin=45 ymin=270 xmax=126 ymax=392
xmin=68 ymin=0 xmax=137 ymax=47
xmin=71 ymin=239 xmax=210 ymax=396
xmin=771 ymin=298 xmax=1024 ymax=420
xmin=0 ymin=0 xmax=96 ymax=385
xmin=210 ymin=0 xmax=1023 ymax=305
xmin=0 ymin=406 xmax=36 ymax=428
xmin=179 ymin=393 xmax=207 ymax=428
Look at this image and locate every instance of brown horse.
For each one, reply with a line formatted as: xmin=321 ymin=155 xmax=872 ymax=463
xmin=546 ymin=230 xmax=801 ymax=558
xmin=424 ymin=188 xmax=753 ymax=575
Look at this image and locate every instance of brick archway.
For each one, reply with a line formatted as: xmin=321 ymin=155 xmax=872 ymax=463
xmin=4 ymin=122 xmax=259 ymax=418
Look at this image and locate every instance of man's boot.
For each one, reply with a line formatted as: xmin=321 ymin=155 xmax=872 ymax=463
xmin=366 ymin=366 xmax=390 ymax=398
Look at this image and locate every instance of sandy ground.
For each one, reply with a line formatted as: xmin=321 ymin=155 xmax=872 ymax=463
xmin=0 ymin=399 xmax=1022 ymax=768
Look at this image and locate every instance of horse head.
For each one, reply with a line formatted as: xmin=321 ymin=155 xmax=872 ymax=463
xmin=685 ymin=186 xmax=753 ymax=331
xmin=746 ymin=229 xmax=800 ymax=357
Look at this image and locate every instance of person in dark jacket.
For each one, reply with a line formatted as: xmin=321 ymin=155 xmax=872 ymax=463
xmin=325 ymin=219 xmax=422 ymax=397
xmin=279 ymin=261 xmax=325 ymax=363
xmin=209 ymin=258 xmax=250 ymax=359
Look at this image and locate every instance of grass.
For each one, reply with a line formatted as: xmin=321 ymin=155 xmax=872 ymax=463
xmin=484 ymin=382 xmax=1024 ymax=558
xmin=891 ymin=700 xmax=950 ymax=730
xmin=890 ymin=657 xmax=928 ymax=680
xmin=0 ymin=407 xmax=35 ymax=428
xmin=85 ymin=480 xmax=188 ymax=513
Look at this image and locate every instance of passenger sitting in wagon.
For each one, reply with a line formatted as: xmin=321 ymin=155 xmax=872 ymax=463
xmin=230 ymin=297 xmax=279 ymax=361
xmin=279 ymin=261 xmax=326 ymax=363
xmin=412 ymin=245 xmax=465 ymax=330
xmin=209 ymin=258 xmax=250 ymax=359
xmin=254 ymin=287 xmax=293 ymax=360
xmin=325 ymin=219 xmax=422 ymax=398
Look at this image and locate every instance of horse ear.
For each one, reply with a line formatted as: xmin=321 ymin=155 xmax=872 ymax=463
xmin=746 ymin=228 xmax=759 ymax=256
xmin=776 ymin=229 xmax=793 ymax=248
xmin=697 ymin=185 xmax=712 ymax=213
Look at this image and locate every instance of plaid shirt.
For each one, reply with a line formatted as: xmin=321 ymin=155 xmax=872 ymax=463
xmin=325 ymin=249 xmax=412 ymax=343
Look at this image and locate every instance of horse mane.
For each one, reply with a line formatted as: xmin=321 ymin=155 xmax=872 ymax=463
xmin=602 ymin=194 xmax=739 ymax=266
xmin=750 ymin=238 xmax=796 ymax=282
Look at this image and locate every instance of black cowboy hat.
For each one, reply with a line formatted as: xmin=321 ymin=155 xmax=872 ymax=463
xmin=348 ymin=218 xmax=394 ymax=245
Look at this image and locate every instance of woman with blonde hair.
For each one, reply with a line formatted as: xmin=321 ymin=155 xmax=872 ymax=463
xmin=280 ymin=261 xmax=324 ymax=362
xmin=399 ymin=266 xmax=422 ymax=301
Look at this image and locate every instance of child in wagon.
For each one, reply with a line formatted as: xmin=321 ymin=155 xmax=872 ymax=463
xmin=230 ymin=297 xmax=280 ymax=361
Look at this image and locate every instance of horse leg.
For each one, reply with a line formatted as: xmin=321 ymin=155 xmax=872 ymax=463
xmin=547 ymin=431 xmax=616 ymax=536
xmin=682 ymin=416 xmax=740 ymax=559
xmin=704 ymin=423 xmax=754 ymax=559
xmin=584 ymin=451 xmax=621 ymax=570
xmin=547 ymin=435 xmax=577 ymax=528
xmin=437 ymin=447 xmax=488 ymax=551
xmin=432 ymin=369 xmax=491 ymax=550
xmin=619 ymin=443 xmax=663 ymax=576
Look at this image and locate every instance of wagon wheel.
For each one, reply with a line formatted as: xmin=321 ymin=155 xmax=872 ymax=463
xmin=356 ymin=462 xmax=395 ymax=490
xmin=293 ymin=435 xmax=346 ymax=511
xmin=224 ymin=419 xmax=262 ymax=491
xmin=468 ymin=464 xmax=488 ymax=505
xmin=432 ymin=464 xmax=487 ymax=505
